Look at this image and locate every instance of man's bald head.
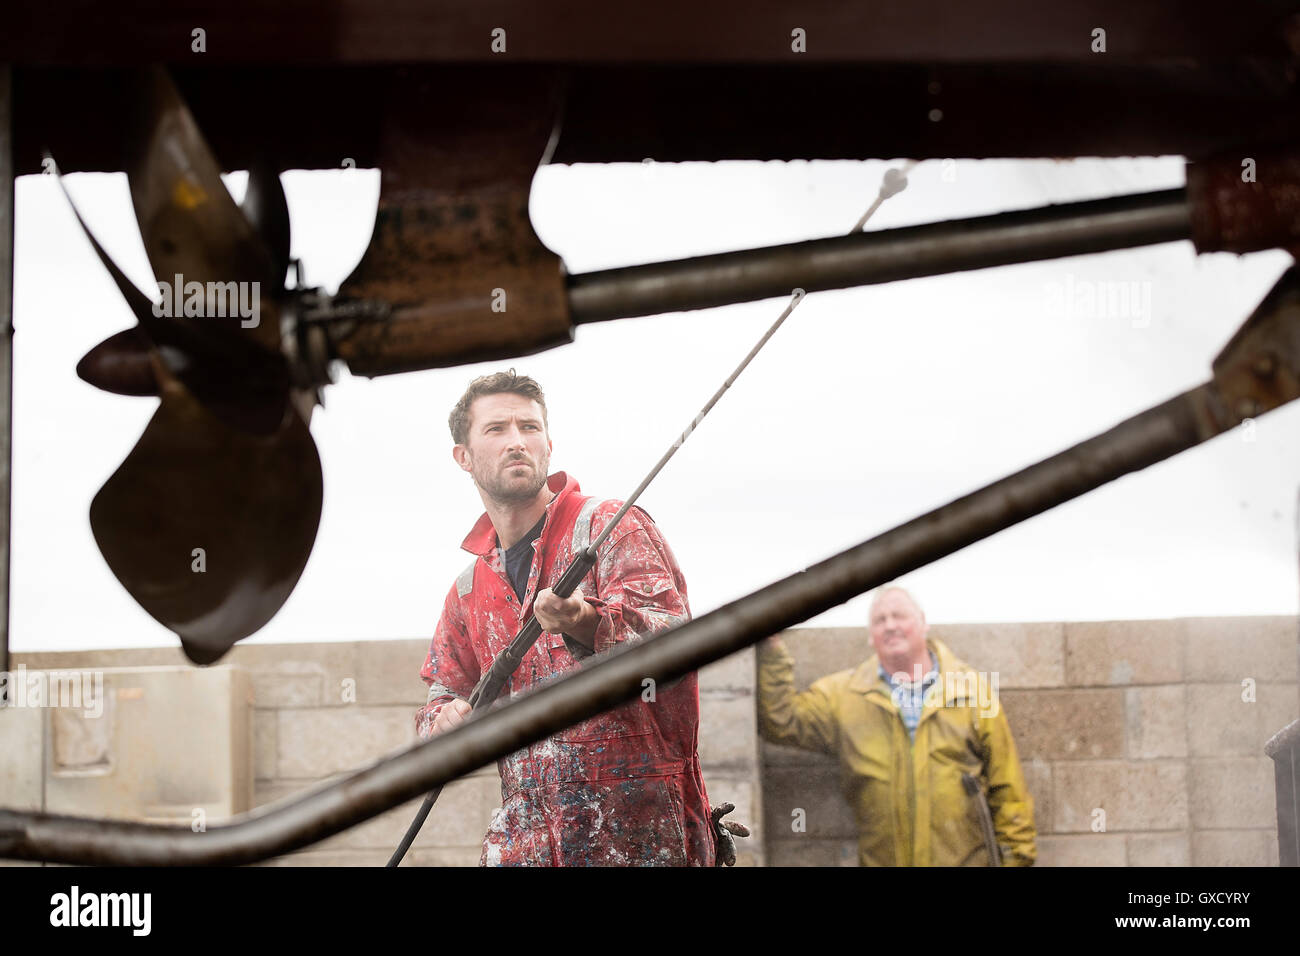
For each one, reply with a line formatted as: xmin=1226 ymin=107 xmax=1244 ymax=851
xmin=868 ymin=585 xmax=930 ymax=675
xmin=868 ymin=585 xmax=925 ymax=624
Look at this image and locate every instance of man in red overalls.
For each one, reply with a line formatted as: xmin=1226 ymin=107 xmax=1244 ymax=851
xmin=416 ymin=369 xmax=716 ymax=866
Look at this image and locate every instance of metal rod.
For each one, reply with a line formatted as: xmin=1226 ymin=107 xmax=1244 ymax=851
xmin=581 ymin=160 xmax=912 ymax=567
xmin=567 ymin=188 xmax=1190 ymax=323
xmin=591 ymin=287 xmax=805 ymax=557
xmin=0 ymin=65 xmax=13 ymax=707
xmin=0 ymin=354 xmax=1273 ymax=865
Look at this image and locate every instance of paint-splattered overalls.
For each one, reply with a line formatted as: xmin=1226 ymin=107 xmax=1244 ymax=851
xmin=417 ymin=471 xmax=715 ymax=866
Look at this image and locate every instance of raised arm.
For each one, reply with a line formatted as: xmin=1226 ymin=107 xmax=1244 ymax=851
xmin=755 ymin=636 xmax=840 ymax=755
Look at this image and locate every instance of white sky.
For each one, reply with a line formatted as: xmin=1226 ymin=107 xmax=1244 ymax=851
xmin=10 ymin=156 xmax=1300 ymax=654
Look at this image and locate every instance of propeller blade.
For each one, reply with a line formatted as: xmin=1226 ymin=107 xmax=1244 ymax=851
xmin=51 ymin=152 xmax=291 ymax=433
xmin=76 ymin=326 xmax=159 ymax=396
xmin=89 ymin=371 xmax=324 ymax=665
xmin=242 ymin=159 xmax=291 ymax=295
xmin=49 ymin=157 xmax=167 ymax=334
xmin=125 ymin=67 xmax=281 ymax=352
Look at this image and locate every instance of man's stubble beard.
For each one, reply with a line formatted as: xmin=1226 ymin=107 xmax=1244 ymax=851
xmin=472 ymin=449 xmax=550 ymax=506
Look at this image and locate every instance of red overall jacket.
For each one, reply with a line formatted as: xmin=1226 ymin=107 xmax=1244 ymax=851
xmin=417 ymin=472 xmax=715 ymax=866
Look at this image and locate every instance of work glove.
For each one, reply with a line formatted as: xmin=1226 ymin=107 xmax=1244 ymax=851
xmin=710 ymin=802 xmax=751 ymax=867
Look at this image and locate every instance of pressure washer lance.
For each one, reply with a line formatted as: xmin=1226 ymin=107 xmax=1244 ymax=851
xmin=387 ymin=160 xmax=917 ymax=867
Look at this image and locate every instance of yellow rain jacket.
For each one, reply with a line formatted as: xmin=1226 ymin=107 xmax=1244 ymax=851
xmin=758 ymin=637 xmax=1036 ymax=866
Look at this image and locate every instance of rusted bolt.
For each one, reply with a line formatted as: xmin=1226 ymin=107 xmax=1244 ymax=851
xmin=1253 ymin=353 xmax=1276 ymax=377
xmin=1236 ymin=398 xmax=1259 ymax=418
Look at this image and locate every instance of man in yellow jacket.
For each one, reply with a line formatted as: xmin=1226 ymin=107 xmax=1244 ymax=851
xmin=757 ymin=585 xmax=1036 ymax=866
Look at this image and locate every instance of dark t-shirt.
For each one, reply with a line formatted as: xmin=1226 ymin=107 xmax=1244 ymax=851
xmin=501 ymin=513 xmax=546 ymax=600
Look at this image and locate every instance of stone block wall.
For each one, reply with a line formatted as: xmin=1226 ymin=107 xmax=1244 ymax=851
xmin=11 ymin=637 xmax=763 ymax=866
xmin=8 ymin=615 xmax=1294 ymax=867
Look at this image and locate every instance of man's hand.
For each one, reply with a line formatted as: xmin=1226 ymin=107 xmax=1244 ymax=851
xmin=533 ymin=587 xmax=598 ymax=647
xmin=430 ymin=698 xmax=472 ymax=736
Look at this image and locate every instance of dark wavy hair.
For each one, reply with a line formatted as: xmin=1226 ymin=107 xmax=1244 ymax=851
xmin=448 ymin=369 xmax=548 ymax=445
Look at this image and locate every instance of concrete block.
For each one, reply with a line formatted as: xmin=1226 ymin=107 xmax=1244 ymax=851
xmin=255 ymin=773 xmax=499 ymax=851
xmin=1053 ymin=761 xmax=1187 ymax=832
xmin=697 ymin=693 xmax=757 ymax=770
xmin=763 ymin=764 xmax=855 ymax=840
xmin=276 ymin=706 xmax=417 ymax=779
xmin=1184 ymin=617 xmax=1296 ymax=682
xmin=1127 ymin=832 xmax=1190 ymax=866
xmin=1191 ymin=830 xmax=1278 ymax=866
xmin=1037 ymin=834 xmax=1127 ymax=866
xmin=699 ymin=646 xmax=756 ymax=697
xmin=1259 ymin=682 xmax=1299 ymax=745
xmin=229 ymin=641 xmax=361 ymax=709
xmin=260 ymin=848 xmax=390 ymax=867
xmin=0 ymin=703 xmax=43 ymax=810
xmin=1065 ymin=620 xmax=1183 ymax=687
xmin=766 ymin=838 xmax=859 ymax=867
xmin=934 ymin=622 xmax=1066 ymax=689
xmin=330 ymin=777 xmax=498 ymax=851
xmin=1001 ymin=689 xmax=1124 ymax=761
xmin=253 ymin=710 xmax=277 ymax=780
xmin=352 ymin=638 xmax=430 ymax=706
xmin=1187 ymin=683 xmax=1273 ymax=757
xmin=14 ymin=647 xmax=186 ymax=671
xmin=41 ymin=666 xmax=253 ymax=824
xmin=251 ymin=672 xmax=321 ymax=709
xmin=404 ymin=845 xmax=486 ymax=867
xmin=1021 ymin=756 xmax=1053 ymax=836
xmin=253 ymin=779 xmax=299 ymax=808
xmin=1126 ymin=686 xmax=1187 ymax=759
xmin=1187 ymin=758 xmax=1275 ymax=829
